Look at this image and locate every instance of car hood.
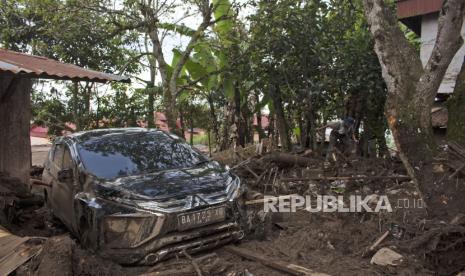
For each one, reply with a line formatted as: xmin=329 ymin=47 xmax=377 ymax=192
xmin=94 ymin=164 xmax=239 ymax=212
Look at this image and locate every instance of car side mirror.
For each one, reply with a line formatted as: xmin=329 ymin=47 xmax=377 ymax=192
xmin=58 ymin=169 xmax=73 ymax=182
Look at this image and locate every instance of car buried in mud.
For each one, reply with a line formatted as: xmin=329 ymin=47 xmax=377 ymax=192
xmin=42 ymin=128 xmax=245 ymax=264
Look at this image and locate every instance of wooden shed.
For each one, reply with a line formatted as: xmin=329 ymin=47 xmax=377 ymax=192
xmin=0 ymin=49 xmax=129 ymax=185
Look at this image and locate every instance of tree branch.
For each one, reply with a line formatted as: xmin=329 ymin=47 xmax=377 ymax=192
xmin=418 ymin=0 xmax=465 ymax=104
xmin=362 ymin=0 xmax=424 ymax=94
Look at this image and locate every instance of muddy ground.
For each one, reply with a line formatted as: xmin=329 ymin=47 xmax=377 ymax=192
xmin=3 ymin=150 xmax=465 ymax=275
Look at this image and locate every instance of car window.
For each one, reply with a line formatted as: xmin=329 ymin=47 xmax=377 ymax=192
xmin=53 ymin=144 xmax=64 ymax=167
xmin=77 ymin=131 xmax=207 ymax=179
xmin=62 ymin=146 xmax=74 ymax=169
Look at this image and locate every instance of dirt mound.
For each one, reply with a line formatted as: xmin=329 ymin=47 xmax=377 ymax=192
xmin=17 ymin=235 xmax=124 ymax=276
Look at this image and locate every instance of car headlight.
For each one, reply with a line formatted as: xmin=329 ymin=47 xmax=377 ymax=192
xmin=102 ymin=213 xmax=162 ymax=248
xmin=226 ymin=176 xmax=242 ymax=201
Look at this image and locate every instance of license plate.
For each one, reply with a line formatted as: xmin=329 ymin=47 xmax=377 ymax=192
xmin=177 ymin=206 xmax=226 ymax=231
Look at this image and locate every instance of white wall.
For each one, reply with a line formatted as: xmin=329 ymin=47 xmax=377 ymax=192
xmin=420 ymin=13 xmax=465 ymax=94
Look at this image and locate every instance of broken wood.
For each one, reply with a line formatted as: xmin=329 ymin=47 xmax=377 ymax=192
xmin=244 ymin=164 xmax=259 ymax=179
xmin=223 ymin=246 xmax=330 ymax=276
xmin=260 ymin=152 xmax=315 ymax=167
xmin=448 ymin=163 xmax=465 ymax=180
xmin=182 ymin=250 xmax=203 ymax=276
xmin=363 ymin=230 xmax=390 ymax=257
xmin=245 ymin=194 xmax=299 ymax=205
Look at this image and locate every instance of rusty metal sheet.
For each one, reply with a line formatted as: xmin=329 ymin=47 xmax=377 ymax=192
xmin=0 ymin=49 xmax=130 ymax=83
xmin=397 ymin=0 xmax=443 ymax=19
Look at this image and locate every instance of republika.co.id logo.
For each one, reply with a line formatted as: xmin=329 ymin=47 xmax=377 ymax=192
xmin=263 ymin=194 xmax=393 ymax=213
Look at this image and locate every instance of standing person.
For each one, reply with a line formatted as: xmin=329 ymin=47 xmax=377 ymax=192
xmin=318 ymin=117 xmax=357 ymax=162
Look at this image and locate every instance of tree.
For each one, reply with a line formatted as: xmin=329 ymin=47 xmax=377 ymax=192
xmin=91 ymin=0 xmax=234 ymax=136
xmin=362 ymin=0 xmax=465 ymax=217
xmin=0 ymin=0 xmax=139 ymax=131
xmin=31 ymin=85 xmax=72 ymax=136
xmin=447 ymin=58 xmax=465 ymax=144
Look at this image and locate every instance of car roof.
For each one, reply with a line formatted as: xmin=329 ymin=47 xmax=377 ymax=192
xmin=62 ymin=128 xmax=177 ymax=145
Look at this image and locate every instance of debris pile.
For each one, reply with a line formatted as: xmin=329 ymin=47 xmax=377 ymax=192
xmin=17 ymin=235 xmax=125 ymax=276
xmin=228 ymin=150 xmax=409 ymax=198
xmin=435 ymin=142 xmax=465 ymax=180
xmin=0 ymin=172 xmax=42 ymax=227
xmin=2 ymin=145 xmax=465 ymax=275
xmin=213 ymin=148 xmax=465 ymax=275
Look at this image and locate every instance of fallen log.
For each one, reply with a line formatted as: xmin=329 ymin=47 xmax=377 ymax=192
xmin=223 ymin=246 xmax=330 ymax=276
xmin=448 ymin=163 xmax=465 ymax=179
xmin=260 ymin=152 xmax=315 ymax=167
xmin=280 ymin=175 xmax=411 ymax=182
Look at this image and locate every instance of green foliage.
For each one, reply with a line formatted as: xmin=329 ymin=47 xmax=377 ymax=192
xmin=192 ymin=133 xmax=210 ymax=145
xmin=98 ymin=84 xmax=149 ymax=128
xmin=2 ymin=0 xmax=390 ymax=151
xmin=31 ymin=85 xmax=72 ymax=136
xmin=212 ymin=0 xmax=235 ymax=44
xmin=0 ymin=0 xmax=139 ymax=74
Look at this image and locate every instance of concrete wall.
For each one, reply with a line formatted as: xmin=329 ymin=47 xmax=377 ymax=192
xmin=420 ymin=13 xmax=465 ymax=94
xmin=0 ymin=75 xmax=32 ymax=185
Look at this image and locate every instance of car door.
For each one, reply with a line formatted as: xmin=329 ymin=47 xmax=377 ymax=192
xmin=50 ymin=143 xmax=77 ymax=229
xmin=41 ymin=144 xmax=56 ymax=200
xmin=48 ymin=143 xmax=63 ymax=213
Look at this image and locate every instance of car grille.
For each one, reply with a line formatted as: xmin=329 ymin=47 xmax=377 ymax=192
xmin=135 ymin=188 xmax=230 ymax=213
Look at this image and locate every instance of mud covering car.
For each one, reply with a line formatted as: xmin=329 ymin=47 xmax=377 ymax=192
xmin=42 ymin=128 xmax=245 ymax=264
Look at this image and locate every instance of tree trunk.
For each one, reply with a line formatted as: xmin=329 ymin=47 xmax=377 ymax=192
xmin=72 ymin=81 xmax=79 ymax=131
xmin=242 ymin=97 xmax=253 ymax=144
xmin=219 ymin=103 xmax=234 ymax=151
xmin=254 ymin=91 xmax=265 ymax=142
xmin=447 ymin=57 xmax=465 ymax=144
xmin=189 ymin=107 xmax=194 ymax=146
xmin=363 ymin=0 xmax=465 ymax=218
xmin=269 ymin=83 xmax=291 ymax=151
xmin=207 ymin=130 xmax=212 ymax=156
xmin=179 ymin=104 xmax=186 ymax=140
xmin=163 ymin=87 xmax=181 ymax=136
xmin=207 ymin=94 xmax=220 ymax=147
xmin=233 ymin=83 xmax=245 ymax=147
xmin=84 ymin=82 xmax=92 ymax=128
xmin=96 ymin=96 xmax=100 ymax=129
xmin=268 ymin=110 xmax=275 ymax=139
xmin=147 ymin=86 xmax=155 ymax=128
xmin=363 ymin=100 xmax=389 ymax=158
xmin=301 ymin=91 xmax=316 ymax=149
xmin=0 ymin=76 xmax=32 ymax=186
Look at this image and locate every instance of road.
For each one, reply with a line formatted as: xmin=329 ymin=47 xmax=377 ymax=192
xmin=31 ymin=137 xmax=51 ymax=166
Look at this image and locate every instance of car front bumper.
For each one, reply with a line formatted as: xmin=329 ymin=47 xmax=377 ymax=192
xmin=99 ymin=220 xmax=244 ymax=265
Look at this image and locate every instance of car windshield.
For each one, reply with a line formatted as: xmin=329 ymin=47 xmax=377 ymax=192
xmin=77 ymin=131 xmax=207 ymax=179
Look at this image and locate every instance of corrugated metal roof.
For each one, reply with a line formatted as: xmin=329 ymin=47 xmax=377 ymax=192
xmin=397 ymin=0 xmax=443 ymax=19
xmin=0 ymin=49 xmax=130 ymax=83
